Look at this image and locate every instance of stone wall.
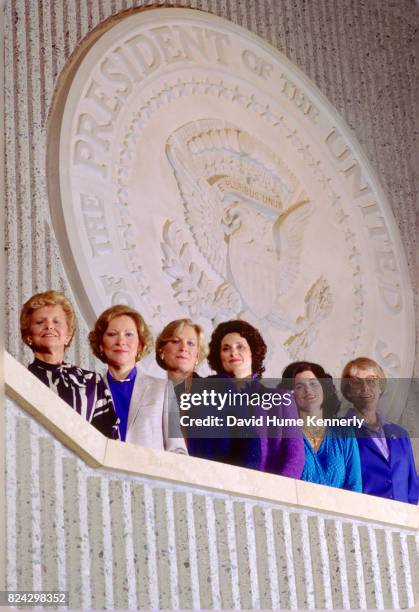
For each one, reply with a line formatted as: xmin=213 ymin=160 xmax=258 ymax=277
xmin=4 ymin=0 xmax=418 ymax=373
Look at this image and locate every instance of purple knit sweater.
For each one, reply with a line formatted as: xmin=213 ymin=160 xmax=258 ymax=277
xmin=253 ymin=385 xmax=305 ymax=479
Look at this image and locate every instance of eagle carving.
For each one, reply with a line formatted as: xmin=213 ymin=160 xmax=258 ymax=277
xmin=165 ymin=119 xmax=312 ymax=320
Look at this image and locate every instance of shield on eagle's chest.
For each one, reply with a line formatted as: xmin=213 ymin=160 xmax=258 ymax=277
xmin=228 ymin=229 xmax=278 ymax=318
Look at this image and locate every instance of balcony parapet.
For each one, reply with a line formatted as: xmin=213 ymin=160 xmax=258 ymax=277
xmin=4 ymin=351 xmax=419 ymax=609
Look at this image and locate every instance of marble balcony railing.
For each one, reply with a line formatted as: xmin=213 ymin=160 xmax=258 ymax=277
xmin=3 ymin=352 xmax=419 ymax=610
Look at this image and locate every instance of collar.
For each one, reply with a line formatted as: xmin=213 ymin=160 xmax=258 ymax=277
xmin=362 ymin=412 xmax=387 ymax=434
xmin=107 ymin=366 xmax=137 ymax=383
xmin=346 ymin=407 xmax=387 ymax=431
xmin=31 ymin=357 xmax=68 ymax=371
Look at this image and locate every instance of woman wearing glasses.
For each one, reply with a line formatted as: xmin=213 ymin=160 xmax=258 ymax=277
xmin=341 ymin=357 xmax=418 ymax=504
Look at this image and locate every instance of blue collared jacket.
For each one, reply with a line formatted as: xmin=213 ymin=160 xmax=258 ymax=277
xmin=355 ymin=421 xmax=418 ymax=504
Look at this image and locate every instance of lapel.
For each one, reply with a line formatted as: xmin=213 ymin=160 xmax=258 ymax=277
xmin=358 ymin=427 xmax=390 ymax=463
xmin=104 ymin=366 xmax=151 ymax=432
xmin=360 ymin=434 xmax=386 ymax=458
xmin=347 ymin=408 xmax=391 ymax=463
xmin=382 ymin=423 xmax=400 ymax=465
xmin=127 ymin=369 xmax=151 ymax=431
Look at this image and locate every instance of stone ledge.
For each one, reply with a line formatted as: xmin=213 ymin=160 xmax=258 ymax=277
xmin=5 ymin=351 xmax=419 ymax=529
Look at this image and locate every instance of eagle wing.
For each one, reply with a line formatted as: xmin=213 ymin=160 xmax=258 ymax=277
xmin=272 ymin=193 xmax=312 ymax=297
xmin=166 ymin=138 xmax=227 ymax=277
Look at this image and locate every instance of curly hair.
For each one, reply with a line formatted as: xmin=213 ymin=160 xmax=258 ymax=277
xmin=207 ymin=320 xmax=267 ymax=379
xmin=20 ymin=290 xmax=76 ymax=349
xmin=281 ymin=361 xmax=340 ymax=418
xmin=155 ymin=318 xmax=208 ymax=371
xmin=88 ymin=304 xmax=153 ymax=363
xmin=341 ymin=356 xmax=386 ymax=401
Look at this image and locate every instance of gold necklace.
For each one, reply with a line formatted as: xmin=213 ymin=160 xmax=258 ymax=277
xmin=303 ymin=425 xmax=325 ymax=452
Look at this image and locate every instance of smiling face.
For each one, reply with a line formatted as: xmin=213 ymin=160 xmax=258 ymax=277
xmin=28 ymin=305 xmax=72 ymax=362
xmin=100 ymin=315 xmax=141 ymax=374
xmin=348 ymin=367 xmax=381 ymax=413
xmin=294 ymin=370 xmax=324 ymax=416
xmin=220 ymin=332 xmax=252 ymax=379
xmin=160 ymin=324 xmax=199 ymax=380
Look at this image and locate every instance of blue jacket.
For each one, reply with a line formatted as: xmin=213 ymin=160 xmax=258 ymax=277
xmin=355 ymin=422 xmax=418 ymax=504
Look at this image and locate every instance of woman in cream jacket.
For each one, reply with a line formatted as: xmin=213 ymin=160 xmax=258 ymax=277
xmin=89 ymin=305 xmax=187 ymax=454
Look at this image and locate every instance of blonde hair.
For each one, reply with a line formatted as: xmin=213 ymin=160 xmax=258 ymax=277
xmin=155 ymin=319 xmax=208 ymax=371
xmin=341 ymin=357 xmax=386 ymax=400
xmin=88 ymin=304 xmax=152 ymax=363
xmin=20 ymin=290 xmax=76 ymax=349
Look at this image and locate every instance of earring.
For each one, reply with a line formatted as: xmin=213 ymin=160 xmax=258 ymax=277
xmin=161 ymin=353 xmax=165 ymax=361
xmin=27 ymin=338 xmax=32 ymax=346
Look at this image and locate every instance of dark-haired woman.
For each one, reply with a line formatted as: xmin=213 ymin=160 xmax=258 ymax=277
xmin=282 ymin=361 xmax=362 ymax=491
xmin=205 ymin=320 xmax=304 ymax=478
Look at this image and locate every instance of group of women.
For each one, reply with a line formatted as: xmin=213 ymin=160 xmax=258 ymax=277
xmin=20 ymin=290 xmax=419 ymax=504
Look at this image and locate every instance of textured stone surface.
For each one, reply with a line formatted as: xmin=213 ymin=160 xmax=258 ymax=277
xmin=3 ymin=6 xmax=419 ymax=606
xmin=46 ymin=8 xmax=414 ymax=388
xmin=5 ymin=391 xmax=419 ymax=608
xmin=3 ymin=0 xmax=418 ymax=378
xmin=7 ymin=350 xmax=419 ymax=529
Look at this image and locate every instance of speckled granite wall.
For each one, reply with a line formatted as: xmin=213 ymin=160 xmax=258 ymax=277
xmin=4 ymin=0 xmax=418 ymax=374
xmin=6 ymin=396 xmax=419 ymax=609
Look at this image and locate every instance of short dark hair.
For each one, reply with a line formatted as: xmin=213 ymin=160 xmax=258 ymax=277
xmin=281 ymin=361 xmax=340 ymax=418
xmin=207 ymin=320 xmax=267 ymax=379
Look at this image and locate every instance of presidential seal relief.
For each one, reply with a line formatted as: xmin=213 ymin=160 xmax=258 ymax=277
xmin=163 ymin=119 xmax=332 ymax=354
xmin=48 ymin=7 xmax=414 ymax=400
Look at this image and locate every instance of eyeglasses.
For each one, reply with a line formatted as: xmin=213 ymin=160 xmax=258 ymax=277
xmin=348 ymin=377 xmax=380 ymax=390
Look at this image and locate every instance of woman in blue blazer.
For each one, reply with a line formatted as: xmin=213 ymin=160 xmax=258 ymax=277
xmin=341 ymin=357 xmax=418 ymax=505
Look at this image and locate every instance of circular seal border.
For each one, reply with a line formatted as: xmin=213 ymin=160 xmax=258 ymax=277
xmin=47 ymin=7 xmax=415 ymax=387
